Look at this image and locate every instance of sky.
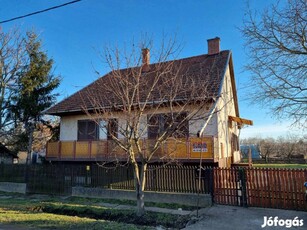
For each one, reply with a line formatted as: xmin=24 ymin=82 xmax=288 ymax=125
xmin=0 ymin=0 xmax=304 ymax=139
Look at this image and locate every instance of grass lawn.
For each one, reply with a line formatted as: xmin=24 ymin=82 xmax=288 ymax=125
xmin=0 ymin=198 xmax=148 ymax=230
xmin=0 ymin=193 xmax=191 ymax=229
xmin=252 ymin=164 xmax=307 ymax=169
xmin=0 ymin=208 xmax=141 ymax=230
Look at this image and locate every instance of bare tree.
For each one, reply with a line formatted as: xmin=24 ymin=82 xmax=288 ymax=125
xmin=0 ymin=28 xmax=26 ymax=136
xmin=81 ymin=39 xmax=222 ymax=216
xmin=276 ymin=134 xmax=305 ymax=161
xmin=296 ymin=138 xmax=307 ymax=159
xmin=241 ymin=0 xmax=307 ymax=128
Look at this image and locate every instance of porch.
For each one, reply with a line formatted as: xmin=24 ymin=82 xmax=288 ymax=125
xmin=46 ymin=137 xmax=218 ymax=162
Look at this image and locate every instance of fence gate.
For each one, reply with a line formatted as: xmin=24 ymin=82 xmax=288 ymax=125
xmin=213 ymin=168 xmax=246 ymax=206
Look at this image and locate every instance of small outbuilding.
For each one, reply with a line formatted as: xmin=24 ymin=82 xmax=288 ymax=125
xmin=0 ymin=144 xmax=18 ymax=164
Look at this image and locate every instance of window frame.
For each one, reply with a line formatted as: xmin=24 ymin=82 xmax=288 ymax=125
xmin=147 ymin=112 xmax=189 ymax=139
xmin=77 ymin=119 xmax=99 ymax=141
xmin=107 ymin=118 xmax=118 ymax=140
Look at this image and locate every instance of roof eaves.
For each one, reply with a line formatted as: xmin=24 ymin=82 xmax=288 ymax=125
xmin=217 ymin=50 xmax=231 ymax=97
xmin=228 ymin=53 xmax=240 ymax=117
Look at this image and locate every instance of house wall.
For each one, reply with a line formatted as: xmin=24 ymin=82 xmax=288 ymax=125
xmin=216 ymin=65 xmax=240 ymax=167
xmin=59 ymin=106 xmax=218 ymax=141
xmin=60 ymin=115 xmax=87 ymax=141
xmin=189 ymin=112 xmax=218 ymax=137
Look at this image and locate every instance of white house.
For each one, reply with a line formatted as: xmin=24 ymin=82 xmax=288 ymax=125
xmin=45 ymin=37 xmax=252 ymax=167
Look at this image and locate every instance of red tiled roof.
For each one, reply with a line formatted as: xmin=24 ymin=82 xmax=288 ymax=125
xmin=45 ymin=50 xmax=231 ymax=116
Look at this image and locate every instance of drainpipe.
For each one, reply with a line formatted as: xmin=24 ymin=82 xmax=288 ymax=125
xmin=224 ymin=95 xmax=229 ymax=167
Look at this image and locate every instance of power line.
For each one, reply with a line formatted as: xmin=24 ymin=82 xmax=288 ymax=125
xmin=0 ymin=0 xmax=82 ymax=24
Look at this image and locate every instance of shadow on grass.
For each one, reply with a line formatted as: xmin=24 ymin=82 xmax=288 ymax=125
xmin=41 ymin=203 xmax=190 ymax=229
xmin=1 ymin=214 xmax=148 ymax=230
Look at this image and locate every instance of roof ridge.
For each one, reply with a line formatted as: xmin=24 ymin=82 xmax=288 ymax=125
xmin=117 ymin=50 xmax=231 ymax=71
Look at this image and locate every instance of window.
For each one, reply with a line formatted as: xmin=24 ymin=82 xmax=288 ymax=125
xmin=78 ymin=120 xmax=98 ymax=141
xmin=147 ymin=114 xmax=160 ymax=139
xmin=171 ymin=113 xmax=189 ymax=138
xmin=147 ymin=113 xmax=189 ymax=139
xmin=107 ymin=119 xmax=118 ymax=140
xmin=231 ymin=133 xmax=239 ymax=151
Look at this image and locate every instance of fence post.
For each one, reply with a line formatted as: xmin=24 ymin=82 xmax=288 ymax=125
xmin=238 ymin=168 xmax=248 ymax=207
xmin=209 ymin=167 xmax=214 ymax=203
xmin=153 ymin=166 xmax=157 ymax=192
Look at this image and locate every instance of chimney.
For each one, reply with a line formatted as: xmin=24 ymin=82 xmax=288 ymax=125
xmin=142 ymin=48 xmax=150 ymax=71
xmin=207 ymin=37 xmax=220 ymax=55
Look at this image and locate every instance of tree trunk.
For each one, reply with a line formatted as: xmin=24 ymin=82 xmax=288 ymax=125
xmin=136 ymin=181 xmax=145 ymax=216
xmin=133 ymin=162 xmax=147 ymax=216
xmin=25 ymin=122 xmax=35 ymax=165
xmin=24 ymin=121 xmax=35 ymax=183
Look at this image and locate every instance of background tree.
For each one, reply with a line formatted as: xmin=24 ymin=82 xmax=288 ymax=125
xmin=276 ymin=134 xmax=304 ymax=161
xmin=82 ymin=39 xmax=219 ymax=216
xmin=258 ymin=138 xmax=275 ymax=163
xmin=33 ymin=118 xmax=60 ymax=151
xmin=241 ymin=0 xmax=307 ymax=128
xmin=11 ymin=31 xmax=60 ymax=164
xmin=240 ymin=135 xmax=306 ymax=162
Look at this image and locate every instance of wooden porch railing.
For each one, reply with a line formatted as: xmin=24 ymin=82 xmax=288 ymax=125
xmin=46 ymin=137 xmax=216 ymax=161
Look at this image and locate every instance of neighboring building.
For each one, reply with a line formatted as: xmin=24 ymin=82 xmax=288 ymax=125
xmin=0 ymin=144 xmax=18 ymax=164
xmin=240 ymin=145 xmax=261 ymax=159
xmin=44 ymin=37 xmax=252 ymax=167
xmin=17 ymin=151 xmax=44 ymax=164
xmin=17 ymin=151 xmax=27 ymax=164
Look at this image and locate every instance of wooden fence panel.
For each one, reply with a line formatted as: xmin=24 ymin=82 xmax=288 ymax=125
xmin=213 ymin=167 xmax=307 ymax=211
xmin=244 ymin=168 xmax=307 ymax=211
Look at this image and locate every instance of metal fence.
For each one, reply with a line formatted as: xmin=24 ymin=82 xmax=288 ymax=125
xmin=0 ymin=164 xmax=27 ymax=183
xmin=0 ymin=164 xmax=212 ymax=195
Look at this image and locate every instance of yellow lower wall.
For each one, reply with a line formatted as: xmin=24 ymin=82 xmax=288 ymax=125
xmin=189 ymin=137 xmax=213 ymax=158
xmin=61 ymin=142 xmax=74 ymax=158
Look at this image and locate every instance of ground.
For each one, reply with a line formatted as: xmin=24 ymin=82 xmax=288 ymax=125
xmin=184 ymin=205 xmax=307 ymax=230
xmin=0 ymin=193 xmax=306 ymax=229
